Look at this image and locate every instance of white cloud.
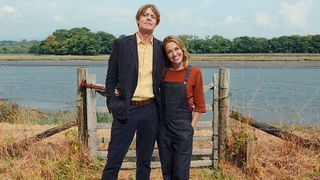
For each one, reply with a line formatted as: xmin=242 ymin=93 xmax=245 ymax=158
xmin=0 ymin=6 xmax=19 ymax=21
xmin=53 ymin=15 xmax=66 ymax=23
xmin=0 ymin=6 xmax=18 ymax=17
xmin=279 ymin=0 xmax=314 ymax=28
xmin=255 ymin=12 xmax=273 ymax=27
xmin=217 ymin=16 xmax=244 ymax=25
xmin=0 ymin=6 xmax=18 ymax=14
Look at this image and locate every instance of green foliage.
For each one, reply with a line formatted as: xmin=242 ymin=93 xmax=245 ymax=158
xmin=97 ymin=112 xmax=113 ymax=124
xmin=231 ymin=36 xmax=269 ymax=53
xmin=36 ymin=27 xmax=116 ymax=55
xmin=131 ymin=169 xmax=136 ymax=180
xmin=0 ymin=40 xmax=39 ymax=54
xmin=2 ymin=28 xmax=320 ymax=55
xmin=200 ymin=168 xmax=223 ymax=180
xmin=35 ymin=110 xmax=76 ymax=125
xmin=226 ymin=123 xmax=249 ymax=167
xmin=212 ymin=168 xmax=223 ymax=180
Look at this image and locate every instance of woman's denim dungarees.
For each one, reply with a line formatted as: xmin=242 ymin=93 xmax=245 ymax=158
xmin=158 ymin=65 xmax=194 ymax=180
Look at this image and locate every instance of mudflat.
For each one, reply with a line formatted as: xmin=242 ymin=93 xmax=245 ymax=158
xmin=1 ymin=53 xmax=320 ymax=68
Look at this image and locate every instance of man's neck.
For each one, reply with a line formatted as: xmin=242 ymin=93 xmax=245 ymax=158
xmin=137 ymin=31 xmax=153 ymax=43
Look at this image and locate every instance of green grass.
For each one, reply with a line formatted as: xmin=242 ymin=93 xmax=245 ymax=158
xmin=31 ymin=110 xmax=77 ymax=125
xmin=97 ymin=112 xmax=113 ymax=124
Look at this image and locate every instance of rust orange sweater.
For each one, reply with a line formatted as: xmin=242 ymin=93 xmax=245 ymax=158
xmin=163 ymin=66 xmax=206 ymax=113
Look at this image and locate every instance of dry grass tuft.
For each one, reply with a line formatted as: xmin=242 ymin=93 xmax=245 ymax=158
xmin=225 ymin=121 xmax=249 ymax=168
xmin=0 ymin=128 xmax=99 ymax=179
xmin=0 ymin=100 xmax=47 ymax=124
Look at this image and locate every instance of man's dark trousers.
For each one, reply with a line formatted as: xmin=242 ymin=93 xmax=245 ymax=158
xmin=102 ymin=102 xmax=159 ymax=180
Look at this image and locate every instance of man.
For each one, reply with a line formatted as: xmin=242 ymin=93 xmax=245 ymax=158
xmin=102 ymin=4 xmax=165 ymax=180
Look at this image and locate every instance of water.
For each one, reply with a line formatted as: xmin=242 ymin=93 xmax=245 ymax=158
xmin=1 ymin=61 xmax=319 ymax=125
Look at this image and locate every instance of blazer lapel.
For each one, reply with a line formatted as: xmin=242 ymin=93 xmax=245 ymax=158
xmin=129 ymin=34 xmax=138 ymax=73
xmin=152 ymin=38 xmax=160 ymax=80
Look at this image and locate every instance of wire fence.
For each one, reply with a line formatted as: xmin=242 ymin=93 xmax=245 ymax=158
xmin=1 ymin=63 xmax=320 ymax=126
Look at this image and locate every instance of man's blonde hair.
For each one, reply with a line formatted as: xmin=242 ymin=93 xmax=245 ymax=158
xmin=136 ymin=4 xmax=160 ymax=25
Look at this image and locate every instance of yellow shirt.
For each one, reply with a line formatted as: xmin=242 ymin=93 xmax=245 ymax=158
xmin=132 ymin=33 xmax=154 ymax=101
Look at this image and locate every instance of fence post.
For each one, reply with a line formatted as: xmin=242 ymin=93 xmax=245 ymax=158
xmin=218 ymin=68 xmax=230 ymax=164
xmin=86 ymin=73 xmax=98 ymax=158
xmin=246 ymin=132 xmax=254 ymax=166
xmin=77 ymin=68 xmax=87 ymax=143
xmin=212 ymin=74 xmax=219 ymax=169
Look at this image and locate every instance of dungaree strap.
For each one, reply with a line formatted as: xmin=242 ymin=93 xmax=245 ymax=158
xmin=184 ymin=65 xmax=192 ymax=82
xmin=162 ymin=67 xmax=169 ymax=80
xmin=162 ymin=65 xmax=192 ymax=81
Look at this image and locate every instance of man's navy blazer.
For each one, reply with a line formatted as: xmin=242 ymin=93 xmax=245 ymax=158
xmin=105 ymin=34 xmax=165 ymax=120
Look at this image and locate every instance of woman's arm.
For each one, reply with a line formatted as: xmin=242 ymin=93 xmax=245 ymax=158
xmin=191 ymin=112 xmax=201 ymax=129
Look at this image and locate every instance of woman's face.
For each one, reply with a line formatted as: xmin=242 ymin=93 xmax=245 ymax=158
xmin=165 ymin=42 xmax=184 ymax=69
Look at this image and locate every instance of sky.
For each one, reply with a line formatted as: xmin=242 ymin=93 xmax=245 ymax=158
xmin=0 ymin=0 xmax=320 ymax=41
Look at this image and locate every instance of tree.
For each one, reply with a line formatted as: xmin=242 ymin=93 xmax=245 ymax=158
xmin=178 ymin=35 xmax=201 ymax=54
xmin=53 ymin=29 xmax=69 ymax=41
xmin=309 ymin=35 xmax=320 ymax=53
xmin=95 ymin=31 xmax=116 ymax=54
xmin=29 ymin=27 xmax=320 ymax=55
xmin=206 ymin=35 xmax=232 ymax=53
xmin=39 ymin=35 xmax=58 ymax=54
xmin=28 ymin=41 xmax=40 ymax=54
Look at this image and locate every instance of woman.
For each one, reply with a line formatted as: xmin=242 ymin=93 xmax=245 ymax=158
xmin=158 ymin=35 xmax=206 ymax=179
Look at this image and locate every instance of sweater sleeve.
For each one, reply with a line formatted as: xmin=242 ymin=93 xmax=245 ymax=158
xmin=191 ymin=67 xmax=206 ymax=113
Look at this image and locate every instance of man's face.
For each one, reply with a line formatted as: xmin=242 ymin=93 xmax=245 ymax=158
xmin=137 ymin=8 xmax=157 ymax=33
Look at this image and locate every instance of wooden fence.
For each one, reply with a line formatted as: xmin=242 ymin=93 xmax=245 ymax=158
xmin=77 ymin=67 xmax=230 ymax=169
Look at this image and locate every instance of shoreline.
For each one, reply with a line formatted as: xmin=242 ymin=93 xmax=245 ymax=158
xmin=1 ymin=53 xmax=320 ymax=61
xmin=1 ymin=53 xmax=320 ymax=69
xmin=2 ymin=59 xmax=320 ymax=68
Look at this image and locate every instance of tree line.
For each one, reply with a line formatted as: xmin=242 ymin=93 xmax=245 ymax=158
xmin=1 ymin=27 xmax=320 ymax=55
xmin=0 ymin=40 xmax=37 ymax=54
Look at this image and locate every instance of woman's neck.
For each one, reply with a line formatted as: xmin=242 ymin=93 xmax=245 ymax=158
xmin=170 ymin=63 xmax=184 ymax=70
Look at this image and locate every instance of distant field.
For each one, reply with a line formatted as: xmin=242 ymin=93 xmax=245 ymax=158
xmin=1 ymin=53 xmax=320 ymax=61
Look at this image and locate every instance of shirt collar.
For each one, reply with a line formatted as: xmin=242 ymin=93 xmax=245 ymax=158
xmin=136 ymin=33 xmax=153 ymax=45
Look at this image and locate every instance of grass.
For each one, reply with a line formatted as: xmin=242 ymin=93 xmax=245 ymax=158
xmin=0 ymin=100 xmax=47 ymax=124
xmin=1 ymin=53 xmax=320 ymax=61
xmin=96 ymin=112 xmax=113 ymax=124
xmin=1 ymin=100 xmax=320 ymax=179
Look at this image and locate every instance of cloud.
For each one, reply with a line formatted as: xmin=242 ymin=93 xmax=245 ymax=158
xmin=255 ymin=12 xmax=273 ymax=27
xmin=53 ymin=15 xmax=66 ymax=23
xmin=0 ymin=6 xmax=18 ymax=16
xmin=0 ymin=6 xmax=19 ymax=21
xmin=279 ymin=0 xmax=314 ymax=28
xmin=217 ymin=16 xmax=244 ymax=25
xmin=0 ymin=6 xmax=18 ymax=14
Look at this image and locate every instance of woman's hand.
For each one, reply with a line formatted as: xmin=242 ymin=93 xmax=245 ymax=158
xmin=191 ymin=112 xmax=201 ymax=130
xmin=191 ymin=122 xmax=196 ymax=129
xmin=114 ymin=88 xmax=120 ymax=96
